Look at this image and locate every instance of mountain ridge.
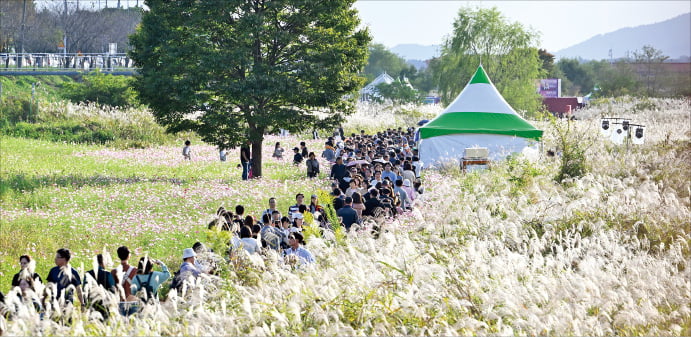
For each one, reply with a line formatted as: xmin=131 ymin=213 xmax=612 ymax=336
xmin=387 ymin=13 xmax=690 ymax=62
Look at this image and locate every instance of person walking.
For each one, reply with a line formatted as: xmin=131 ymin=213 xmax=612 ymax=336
xmin=182 ymin=140 xmax=192 ymax=160
xmin=306 ymin=152 xmax=320 ymax=178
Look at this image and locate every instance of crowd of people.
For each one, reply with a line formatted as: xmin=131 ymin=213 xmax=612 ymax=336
xmin=1 ymin=126 xmax=425 ymax=323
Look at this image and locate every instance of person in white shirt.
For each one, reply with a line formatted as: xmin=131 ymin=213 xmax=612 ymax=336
xmin=232 ymin=226 xmax=260 ymax=254
xmin=283 ymin=232 xmax=315 ymax=265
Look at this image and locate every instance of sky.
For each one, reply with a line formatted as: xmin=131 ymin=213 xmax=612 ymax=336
xmin=353 ymin=1 xmax=691 ymax=52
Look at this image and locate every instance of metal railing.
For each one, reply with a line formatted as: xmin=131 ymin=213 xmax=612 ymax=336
xmin=0 ymin=53 xmax=139 ymax=75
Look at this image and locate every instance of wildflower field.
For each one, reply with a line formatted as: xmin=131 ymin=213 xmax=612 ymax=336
xmin=0 ymin=98 xmax=689 ymax=336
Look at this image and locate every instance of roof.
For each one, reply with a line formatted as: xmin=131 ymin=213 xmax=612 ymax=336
xmin=361 ymin=73 xmax=395 ymax=95
xmin=419 ymin=65 xmax=543 ymax=140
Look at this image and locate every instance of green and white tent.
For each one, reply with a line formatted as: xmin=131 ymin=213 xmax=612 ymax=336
xmin=419 ymin=65 xmax=543 ymax=166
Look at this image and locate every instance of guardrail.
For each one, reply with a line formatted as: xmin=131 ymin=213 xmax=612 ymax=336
xmin=0 ymin=53 xmax=139 ymax=75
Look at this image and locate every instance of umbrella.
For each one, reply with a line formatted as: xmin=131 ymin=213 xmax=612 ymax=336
xmin=346 ymin=159 xmax=370 ymax=167
xmin=417 ymin=119 xmax=429 ymax=126
xmin=372 ymin=158 xmax=389 ymax=164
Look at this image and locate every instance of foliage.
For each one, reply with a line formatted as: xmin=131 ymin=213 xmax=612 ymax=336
xmin=129 ymin=0 xmax=371 ymax=178
xmin=374 ymin=80 xmax=420 ymax=105
xmin=551 ymin=117 xmax=589 ymax=182
xmin=632 ymin=45 xmax=670 ymax=96
xmin=363 ymin=43 xmax=414 ymax=83
xmin=434 ymin=6 xmax=544 ymax=115
xmin=557 ymin=58 xmax=595 ymax=96
xmin=61 ymin=71 xmax=138 ymax=108
xmin=0 ymin=1 xmax=142 ymax=53
xmin=1 ymin=100 xmax=177 ymax=148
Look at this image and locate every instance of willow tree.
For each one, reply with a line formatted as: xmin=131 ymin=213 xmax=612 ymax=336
xmin=129 ymin=0 xmax=370 ymax=177
xmin=433 ymin=7 xmax=543 ymax=115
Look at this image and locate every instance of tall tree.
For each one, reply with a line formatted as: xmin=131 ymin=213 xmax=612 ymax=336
xmin=0 ymin=0 xmax=37 ymax=53
xmin=557 ymin=58 xmax=594 ymax=96
xmin=434 ymin=7 xmax=543 ymax=115
xmin=129 ymin=0 xmax=370 ymax=177
xmin=632 ymin=45 xmax=669 ymax=96
xmin=363 ymin=43 xmax=410 ymax=82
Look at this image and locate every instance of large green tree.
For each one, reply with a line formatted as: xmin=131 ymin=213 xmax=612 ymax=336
xmin=129 ymin=0 xmax=370 ymax=177
xmin=434 ymin=7 xmax=543 ymax=115
xmin=363 ymin=43 xmax=410 ymax=82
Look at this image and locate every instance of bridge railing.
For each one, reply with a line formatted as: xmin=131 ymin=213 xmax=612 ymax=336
xmin=0 ymin=53 xmax=139 ymax=72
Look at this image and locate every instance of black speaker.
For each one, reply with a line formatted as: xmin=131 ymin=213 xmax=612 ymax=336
xmin=622 ymin=120 xmax=629 ymax=131
xmin=601 ymin=120 xmax=609 ymax=130
xmin=635 ymin=127 xmax=644 ymax=139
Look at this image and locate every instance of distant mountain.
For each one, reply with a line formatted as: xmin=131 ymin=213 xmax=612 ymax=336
xmin=390 ymin=44 xmax=440 ymax=61
xmin=555 ymin=13 xmax=691 ymax=61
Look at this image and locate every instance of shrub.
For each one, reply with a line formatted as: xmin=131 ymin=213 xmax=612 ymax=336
xmin=552 ymin=118 xmax=589 ymax=182
xmin=61 ymin=71 xmax=139 ymax=107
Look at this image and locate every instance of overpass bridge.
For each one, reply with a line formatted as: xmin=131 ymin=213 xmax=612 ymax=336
xmin=0 ymin=53 xmax=139 ymax=76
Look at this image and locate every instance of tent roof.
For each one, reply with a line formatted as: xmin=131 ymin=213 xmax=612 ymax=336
xmin=419 ymin=65 xmax=543 ymax=140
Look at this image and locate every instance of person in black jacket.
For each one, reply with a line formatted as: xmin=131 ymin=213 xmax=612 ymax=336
xmin=363 ymin=189 xmax=384 ymax=217
xmin=292 ymin=147 xmax=303 ymax=165
xmin=337 ymin=197 xmax=358 ymax=231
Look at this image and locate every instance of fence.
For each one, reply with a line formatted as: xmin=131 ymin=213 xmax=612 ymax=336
xmin=0 ymin=53 xmax=139 ymax=75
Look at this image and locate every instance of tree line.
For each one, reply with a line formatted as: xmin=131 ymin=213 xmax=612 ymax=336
xmin=0 ymin=1 xmax=141 ymax=54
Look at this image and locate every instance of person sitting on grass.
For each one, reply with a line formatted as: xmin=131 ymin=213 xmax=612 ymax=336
xmin=46 ymin=248 xmax=84 ymax=307
xmin=131 ymin=257 xmax=170 ymax=302
xmin=12 ymin=255 xmax=42 ymax=288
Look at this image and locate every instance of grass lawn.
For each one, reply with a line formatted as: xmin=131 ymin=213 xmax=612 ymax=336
xmin=0 ymin=135 xmax=332 ymax=293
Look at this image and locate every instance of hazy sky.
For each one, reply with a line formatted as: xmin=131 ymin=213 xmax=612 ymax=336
xmin=353 ymin=1 xmax=691 ymax=52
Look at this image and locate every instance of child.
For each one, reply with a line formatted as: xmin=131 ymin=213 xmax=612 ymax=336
xmin=183 ymin=140 xmax=191 ymax=160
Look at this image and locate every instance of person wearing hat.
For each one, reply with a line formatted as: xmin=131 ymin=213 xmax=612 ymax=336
xmin=283 ymin=232 xmax=314 ymax=265
xmin=402 ymin=178 xmax=416 ymax=203
xmin=179 ymin=248 xmax=202 ymax=281
xmin=291 ymin=212 xmax=304 ymax=231
xmin=292 ymin=147 xmax=303 ymax=165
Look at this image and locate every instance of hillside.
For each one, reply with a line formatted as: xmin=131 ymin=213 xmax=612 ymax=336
xmin=555 ymin=13 xmax=691 ymax=61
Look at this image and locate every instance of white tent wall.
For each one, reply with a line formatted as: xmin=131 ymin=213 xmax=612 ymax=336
xmin=419 ymin=134 xmax=535 ymax=167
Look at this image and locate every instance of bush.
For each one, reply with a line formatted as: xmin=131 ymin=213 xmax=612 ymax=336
xmin=552 ymin=118 xmax=589 ymax=182
xmin=2 ymin=120 xmax=115 ymax=144
xmin=61 ymin=71 xmax=139 ymax=107
xmin=0 ymin=95 xmax=39 ymax=124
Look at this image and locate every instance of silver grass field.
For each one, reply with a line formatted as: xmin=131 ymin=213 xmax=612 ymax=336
xmin=0 ymin=97 xmax=689 ymax=336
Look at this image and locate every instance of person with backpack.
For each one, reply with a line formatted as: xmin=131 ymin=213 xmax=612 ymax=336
xmin=131 ymin=257 xmax=170 ymax=303
xmin=84 ymin=254 xmax=116 ymax=319
xmin=85 ymin=254 xmax=116 ymax=293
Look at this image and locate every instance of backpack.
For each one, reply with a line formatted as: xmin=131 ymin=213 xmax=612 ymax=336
xmin=135 ymin=273 xmax=155 ymax=302
xmin=169 ymin=269 xmax=182 ymax=292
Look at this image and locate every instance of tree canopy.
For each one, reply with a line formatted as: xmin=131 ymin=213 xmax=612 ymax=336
xmin=363 ymin=43 xmax=414 ymax=82
xmin=433 ymin=7 xmax=543 ymax=115
xmin=129 ymin=0 xmax=370 ymax=177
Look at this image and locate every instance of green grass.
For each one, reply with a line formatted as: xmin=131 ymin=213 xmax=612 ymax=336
xmin=0 ymin=136 xmax=332 ymax=293
xmin=0 ymin=75 xmax=73 ymax=102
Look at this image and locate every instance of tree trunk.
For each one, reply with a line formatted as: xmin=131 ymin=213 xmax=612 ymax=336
xmin=251 ymin=139 xmax=263 ymax=178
